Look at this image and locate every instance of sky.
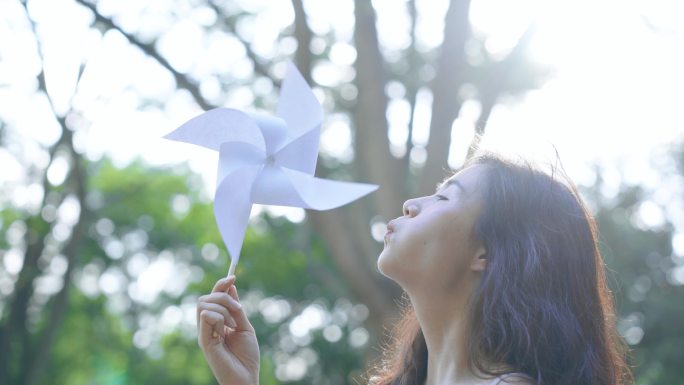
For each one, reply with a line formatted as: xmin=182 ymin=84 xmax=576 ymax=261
xmin=0 ymin=0 xmax=682 ymax=229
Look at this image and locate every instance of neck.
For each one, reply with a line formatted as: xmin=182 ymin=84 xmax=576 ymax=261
xmin=409 ymin=290 xmax=481 ymax=385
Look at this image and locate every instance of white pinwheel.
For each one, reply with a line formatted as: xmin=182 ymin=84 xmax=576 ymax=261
xmin=164 ymin=62 xmax=378 ymax=275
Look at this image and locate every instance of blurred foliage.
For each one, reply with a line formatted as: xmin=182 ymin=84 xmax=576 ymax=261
xmin=2 ymin=145 xmax=683 ymax=384
xmin=1 ymin=157 xmax=370 ymax=384
xmin=579 ymin=146 xmax=684 ymax=385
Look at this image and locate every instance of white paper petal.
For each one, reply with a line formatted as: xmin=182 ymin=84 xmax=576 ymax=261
xmin=218 ymin=141 xmax=266 ymax=187
xmin=276 ymin=62 xmax=323 ymax=142
xmin=251 ymin=165 xmax=378 ymax=210
xmin=165 ymin=108 xmax=266 ymax=151
xmin=250 ymin=165 xmax=308 ymax=207
xmin=282 ymin=168 xmax=377 ymax=210
xmin=272 ymin=124 xmax=320 ymax=175
xmin=249 ymin=114 xmax=288 ymax=155
xmin=214 ymin=165 xmax=262 ymax=263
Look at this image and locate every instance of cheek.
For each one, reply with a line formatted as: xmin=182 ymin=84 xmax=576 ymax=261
xmin=377 ymin=223 xmax=440 ymax=281
xmin=417 ymin=219 xmax=476 ymax=272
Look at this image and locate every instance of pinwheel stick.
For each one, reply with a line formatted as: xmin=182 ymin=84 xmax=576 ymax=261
xmin=228 ymin=259 xmax=237 ymax=278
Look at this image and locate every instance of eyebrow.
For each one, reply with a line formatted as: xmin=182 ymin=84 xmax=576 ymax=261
xmin=437 ymin=178 xmax=466 ymax=193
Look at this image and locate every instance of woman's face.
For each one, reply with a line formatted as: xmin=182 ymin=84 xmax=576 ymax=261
xmin=377 ymin=165 xmax=487 ymax=292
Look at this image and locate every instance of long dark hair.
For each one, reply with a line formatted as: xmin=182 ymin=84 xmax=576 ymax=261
xmin=368 ymin=153 xmax=632 ymax=385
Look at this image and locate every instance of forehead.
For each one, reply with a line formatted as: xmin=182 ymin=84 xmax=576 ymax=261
xmin=438 ymin=177 xmax=466 ymax=193
xmin=437 ymin=165 xmax=485 ymax=194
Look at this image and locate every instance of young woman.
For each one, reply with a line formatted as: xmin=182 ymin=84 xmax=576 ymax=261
xmin=196 ymin=153 xmax=633 ymax=385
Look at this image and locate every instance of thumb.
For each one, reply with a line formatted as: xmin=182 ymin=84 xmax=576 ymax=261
xmin=227 ymin=285 xmax=254 ymax=333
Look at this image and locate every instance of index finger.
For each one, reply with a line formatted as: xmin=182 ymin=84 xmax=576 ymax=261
xmin=212 ymin=275 xmax=236 ymax=293
xmin=196 ymin=275 xmax=238 ymax=328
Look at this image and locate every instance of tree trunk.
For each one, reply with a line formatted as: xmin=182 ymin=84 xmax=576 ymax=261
xmin=419 ymin=0 xmax=472 ymax=195
xmin=25 ymin=132 xmax=87 ymax=385
xmin=352 ymin=0 xmax=405 ymax=222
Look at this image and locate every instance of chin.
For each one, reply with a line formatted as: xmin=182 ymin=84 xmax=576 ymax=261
xmin=377 ymin=247 xmax=407 ymax=283
xmin=376 ymin=248 xmax=394 ymax=279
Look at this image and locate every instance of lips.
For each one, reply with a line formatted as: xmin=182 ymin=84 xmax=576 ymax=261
xmin=383 ymin=231 xmax=392 ymax=246
xmin=384 ymin=220 xmax=397 ymax=245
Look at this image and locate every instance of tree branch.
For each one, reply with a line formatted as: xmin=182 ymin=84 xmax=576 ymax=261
xmin=466 ymin=25 xmax=535 ymax=160
xmin=74 ymin=0 xmax=215 ymax=110
xmin=206 ymin=0 xmax=279 ymax=85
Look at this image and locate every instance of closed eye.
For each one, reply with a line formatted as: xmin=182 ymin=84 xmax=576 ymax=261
xmin=435 ymin=194 xmax=448 ymax=201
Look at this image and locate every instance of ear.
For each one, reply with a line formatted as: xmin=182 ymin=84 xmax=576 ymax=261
xmin=470 ymin=246 xmax=487 ymax=272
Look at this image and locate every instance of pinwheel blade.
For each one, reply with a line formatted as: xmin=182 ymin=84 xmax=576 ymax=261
xmin=250 ymin=164 xmax=308 ymax=208
xmin=276 ymin=62 xmax=323 ymax=142
xmin=165 ymin=108 xmax=266 ymax=151
xmin=272 ymin=126 xmax=320 ymax=175
xmin=250 ymin=114 xmax=288 ymax=155
xmin=283 ymin=168 xmax=377 ymax=210
xmin=218 ymin=141 xmax=266 ymax=185
xmin=214 ymin=165 xmax=262 ymax=264
xmin=251 ymin=166 xmax=377 ymax=210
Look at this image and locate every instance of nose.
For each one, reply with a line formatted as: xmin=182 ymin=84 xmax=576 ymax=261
xmin=402 ymin=198 xmax=420 ymax=217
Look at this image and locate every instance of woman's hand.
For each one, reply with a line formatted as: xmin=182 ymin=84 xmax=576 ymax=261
xmin=197 ymin=276 xmax=259 ymax=385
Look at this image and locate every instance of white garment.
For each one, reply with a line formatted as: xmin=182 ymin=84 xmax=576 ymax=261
xmin=487 ymin=373 xmax=534 ymax=385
